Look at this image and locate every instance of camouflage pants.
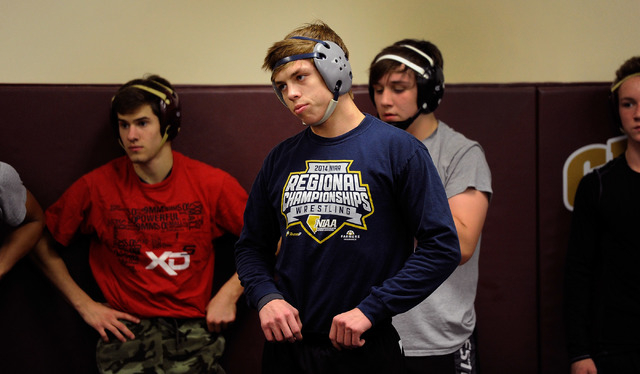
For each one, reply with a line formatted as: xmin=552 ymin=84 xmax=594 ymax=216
xmin=96 ymin=318 xmax=226 ymax=374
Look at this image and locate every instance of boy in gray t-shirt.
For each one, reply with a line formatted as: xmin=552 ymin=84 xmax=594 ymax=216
xmin=369 ymin=39 xmax=492 ymax=374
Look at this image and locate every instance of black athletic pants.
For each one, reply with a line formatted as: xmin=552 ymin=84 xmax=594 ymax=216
xmin=262 ymin=322 xmax=405 ymax=374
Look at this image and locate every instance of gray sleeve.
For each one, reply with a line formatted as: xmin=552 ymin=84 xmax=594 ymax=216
xmin=444 ymin=144 xmax=492 ymax=200
xmin=0 ymin=162 xmax=27 ymax=227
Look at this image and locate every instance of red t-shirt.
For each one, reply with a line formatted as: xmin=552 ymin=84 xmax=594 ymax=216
xmin=46 ymin=151 xmax=247 ymax=318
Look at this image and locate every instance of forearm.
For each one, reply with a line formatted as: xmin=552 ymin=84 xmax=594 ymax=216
xmin=30 ymin=234 xmax=95 ymax=314
xmin=0 ymin=221 xmax=43 ymax=278
xmin=206 ymin=272 xmax=245 ymax=332
xmin=213 ymin=272 xmax=244 ymax=305
xmin=0 ymin=189 xmax=44 ymax=279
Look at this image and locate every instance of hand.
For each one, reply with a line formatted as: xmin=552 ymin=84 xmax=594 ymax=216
xmin=205 ymin=292 xmax=237 ymax=333
xmin=329 ymin=308 xmax=372 ymax=350
xmin=77 ymin=300 xmax=140 ymax=343
xmin=571 ymin=358 xmax=597 ymax=374
xmin=258 ymin=299 xmax=303 ymax=343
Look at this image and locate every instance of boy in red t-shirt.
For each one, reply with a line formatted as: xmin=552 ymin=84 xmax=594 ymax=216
xmin=32 ymin=75 xmax=247 ymax=373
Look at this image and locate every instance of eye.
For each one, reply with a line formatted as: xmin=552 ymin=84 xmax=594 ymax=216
xmin=621 ymin=100 xmax=635 ymax=109
xmin=276 ymin=83 xmax=287 ymax=92
xmin=118 ymin=121 xmax=129 ymax=129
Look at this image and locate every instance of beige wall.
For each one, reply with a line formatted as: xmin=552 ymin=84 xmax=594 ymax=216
xmin=1 ymin=0 xmax=637 ymax=85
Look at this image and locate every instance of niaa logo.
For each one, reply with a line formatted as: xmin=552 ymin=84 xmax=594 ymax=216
xmin=281 ymin=160 xmax=374 ymax=243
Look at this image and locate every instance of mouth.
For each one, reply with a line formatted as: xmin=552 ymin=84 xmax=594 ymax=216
xmin=381 ymin=113 xmax=398 ymax=121
xmin=294 ymin=104 xmax=308 ymax=115
xmin=128 ymin=146 xmax=143 ymax=152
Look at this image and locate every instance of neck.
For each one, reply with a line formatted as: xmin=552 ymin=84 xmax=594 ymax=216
xmin=406 ymin=112 xmax=439 ymax=141
xmin=133 ymin=145 xmax=174 ymax=184
xmin=310 ymin=96 xmax=365 ymax=138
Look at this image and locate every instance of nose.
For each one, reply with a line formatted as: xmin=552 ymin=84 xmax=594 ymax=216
xmin=286 ymin=83 xmax=301 ymax=102
xmin=377 ymin=89 xmax=393 ymax=107
xmin=124 ymin=125 xmax=139 ymax=142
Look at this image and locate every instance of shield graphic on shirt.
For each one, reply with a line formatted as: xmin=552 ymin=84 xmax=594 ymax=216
xmin=281 ymin=160 xmax=374 ymax=243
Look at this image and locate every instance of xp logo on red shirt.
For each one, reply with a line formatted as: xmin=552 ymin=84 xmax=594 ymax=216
xmin=145 ymin=251 xmax=190 ymax=276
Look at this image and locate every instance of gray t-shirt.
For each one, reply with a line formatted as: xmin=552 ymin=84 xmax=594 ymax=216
xmin=392 ymin=121 xmax=492 ymax=356
xmin=0 ymin=162 xmax=27 ymax=227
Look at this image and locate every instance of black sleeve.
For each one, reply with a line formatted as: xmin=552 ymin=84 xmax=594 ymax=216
xmin=564 ymin=171 xmax=600 ymax=362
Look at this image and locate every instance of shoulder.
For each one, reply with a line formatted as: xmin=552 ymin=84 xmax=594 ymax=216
xmin=437 ymin=121 xmax=482 ymax=150
xmin=175 ymin=151 xmax=211 ymax=169
xmin=173 ymin=151 xmax=242 ymax=186
xmin=0 ymin=162 xmax=26 ymax=226
xmin=574 ymin=156 xmax=625 ymax=202
xmin=0 ymin=162 xmax=23 ymax=189
xmin=365 ymin=115 xmax=426 ymax=149
xmin=594 ymin=154 xmax=626 ymax=179
xmin=261 ymin=130 xmax=307 ymax=165
xmin=578 ymin=155 xmax=626 ymax=190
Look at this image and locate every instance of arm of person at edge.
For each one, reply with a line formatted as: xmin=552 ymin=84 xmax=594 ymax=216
xmin=31 ymin=231 xmax=140 ymax=343
xmin=0 ymin=189 xmax=44 ymax=280
xmin=448 ymin=188 xmax=490 ymax=264
xmin=205 ymin=272 xmax=244 ymax=333
xmin=571 ymin=358 xmax=597 ymax=374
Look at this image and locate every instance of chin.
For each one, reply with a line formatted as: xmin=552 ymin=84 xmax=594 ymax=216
xmin=128 ymin=155 xmax=147 ymax=164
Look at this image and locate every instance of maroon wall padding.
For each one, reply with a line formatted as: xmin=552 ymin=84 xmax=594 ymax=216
xmin=0 ymin=83 xmax=614 ymax=374
xmin=537 ymin=83 xmax=616 ymax=374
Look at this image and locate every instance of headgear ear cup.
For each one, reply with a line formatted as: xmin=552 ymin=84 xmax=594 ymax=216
xmin=132 ymin=81 xmax=182 ymax=140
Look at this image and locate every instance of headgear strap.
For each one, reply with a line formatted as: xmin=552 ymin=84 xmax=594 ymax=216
xmin=611 ymin=72 xmax=640 ymax=92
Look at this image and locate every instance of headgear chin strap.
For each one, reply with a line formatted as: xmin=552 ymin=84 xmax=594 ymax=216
xmin=387 ymin=110 xmax=422 ymax=130
xmin=272 ymin=36 xmax=352 ymax=126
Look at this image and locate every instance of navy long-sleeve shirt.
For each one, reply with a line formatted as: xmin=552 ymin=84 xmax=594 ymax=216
xmin=236 ymin=115 xmax=460 ymax=334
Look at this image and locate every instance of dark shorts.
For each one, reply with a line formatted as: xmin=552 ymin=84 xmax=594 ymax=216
xmin=262 ymin=322 xmax=404 ymax=374
xmin=96 ymin=318 xmax=225 ymax=374
xmin=404 ymin=332 xmax=478 ymax=374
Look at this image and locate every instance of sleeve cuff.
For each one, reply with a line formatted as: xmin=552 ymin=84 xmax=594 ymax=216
xmin=257 ymin=293 xmax=284 ymax=311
